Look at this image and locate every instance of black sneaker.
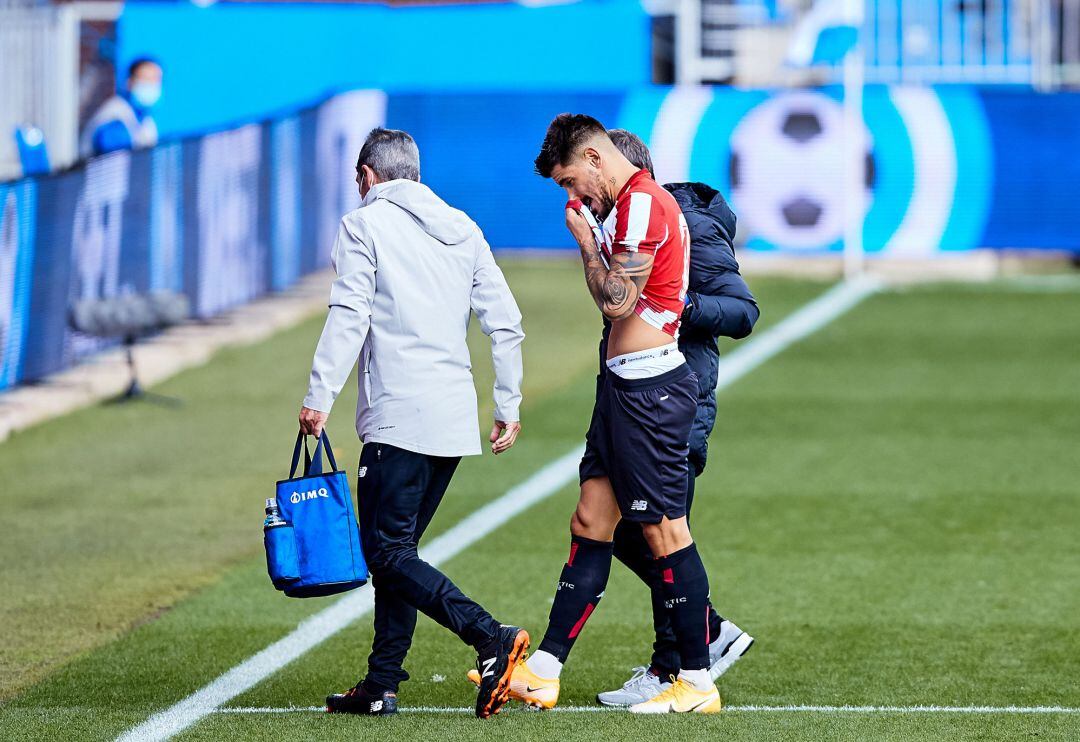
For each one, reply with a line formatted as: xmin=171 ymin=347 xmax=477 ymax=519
xmin=326 ymin=683 xmax=398 ymax=715
xmin=474 ymin=625 xmax=530 ymax=719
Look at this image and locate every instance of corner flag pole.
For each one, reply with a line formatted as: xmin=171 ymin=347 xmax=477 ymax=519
xmin=841 ymin=0 xmax=865 ymax=279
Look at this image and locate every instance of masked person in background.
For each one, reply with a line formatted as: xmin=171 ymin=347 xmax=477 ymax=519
xmin=80 ymin=57 xmax=162 ymax=158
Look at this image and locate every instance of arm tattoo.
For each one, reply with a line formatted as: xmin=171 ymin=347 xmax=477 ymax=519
xmin=574 ymin=232 xmax=654 ymax=320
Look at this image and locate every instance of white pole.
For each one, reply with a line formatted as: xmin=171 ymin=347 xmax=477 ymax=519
xmin=675 ymin=0 xmax=702 ymax=86
xmin=841 ymin=0 xmax=865 ymax=279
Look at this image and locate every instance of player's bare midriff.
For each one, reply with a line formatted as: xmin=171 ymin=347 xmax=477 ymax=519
xmin=606 ymin=312 xmax=674 ymax=360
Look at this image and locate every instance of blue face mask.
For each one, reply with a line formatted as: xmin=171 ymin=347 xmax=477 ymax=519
xmin=130 ymin=82 xmax=161 ymax=111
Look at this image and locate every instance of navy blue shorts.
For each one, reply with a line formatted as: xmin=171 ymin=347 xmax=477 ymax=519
xmin=579 ymin=364 xmax=698 ymax=524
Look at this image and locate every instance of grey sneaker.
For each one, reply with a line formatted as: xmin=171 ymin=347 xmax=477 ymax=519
xmin=709 ymin=620 xmax=755 ymax=680
xmin=596 ymin=666 xmax=672 ymax=707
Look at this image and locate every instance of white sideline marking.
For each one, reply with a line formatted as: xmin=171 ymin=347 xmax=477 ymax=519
xmin=216 ymin=704 xmax=1080 ymax=716
xmin=118 ymin=279 xmax=879 ymax=742
xmin=713 ymin=275 xmax=881 ymax=390
xmin=995 ymin=275 xmax=1080 ymax=292
xmin=115 ymin=447 xmax=583 ymax=742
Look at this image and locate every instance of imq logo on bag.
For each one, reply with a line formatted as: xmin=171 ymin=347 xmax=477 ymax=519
xmin=290 ymin=487 xmax=329 ymax=504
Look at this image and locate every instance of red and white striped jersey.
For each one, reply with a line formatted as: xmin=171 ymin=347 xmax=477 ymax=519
xmin=599 ymin=169 xmax=690 ymax=337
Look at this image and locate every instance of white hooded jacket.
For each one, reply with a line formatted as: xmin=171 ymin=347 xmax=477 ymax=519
xmin=303 ymin=179 xmax=524 ymax=457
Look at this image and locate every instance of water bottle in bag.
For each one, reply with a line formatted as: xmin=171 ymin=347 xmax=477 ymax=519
xmin=264 ymin=497 xmax=300 ymax=587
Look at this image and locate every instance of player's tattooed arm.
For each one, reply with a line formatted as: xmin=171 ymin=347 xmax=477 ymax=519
xmin=574 ymin=232 xmax=654 ymax=321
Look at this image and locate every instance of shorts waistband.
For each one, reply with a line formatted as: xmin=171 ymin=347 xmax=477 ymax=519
xmin=608 ymin=362 xmax=692 ymax=391
xmin=605 ymin=342 xmax=679 ymax=367
xmin=606 ymin=342 xmax=684 ymax=380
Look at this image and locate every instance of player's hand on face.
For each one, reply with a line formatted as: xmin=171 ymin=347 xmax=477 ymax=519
xmin=298 ymin=406 xmax=329 ymax=437
xmin=565 ymin=205 xmax=595 ymax=246
xmin=490 ymin=419 xmax=522 ymax=455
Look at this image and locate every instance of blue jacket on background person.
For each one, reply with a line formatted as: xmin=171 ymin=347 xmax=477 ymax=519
xmin=79 ymin=93 xmax=160 ymax=157
xmin=600 ymin=181 xmax=759 ymax=475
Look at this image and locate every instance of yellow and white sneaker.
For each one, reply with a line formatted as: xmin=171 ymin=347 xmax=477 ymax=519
xmin=467 ymin=659 xmax=560 ymax=709
xmin=628 ymin=677 xmax=722 ymax=714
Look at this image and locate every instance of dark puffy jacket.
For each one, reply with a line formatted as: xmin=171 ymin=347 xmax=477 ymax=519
xmin=669 ymin=182 xmax=758 ymax=474
xmin=599 ymin=182 xmax=759 ymax=475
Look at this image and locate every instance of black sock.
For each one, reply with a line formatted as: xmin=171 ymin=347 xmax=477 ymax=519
xmin=538 ymin=535 xmax=613 ymax=662
xmin=656 ymin=543 xmax=711 ymax=671
xmin=612 ymin=521 xmax=681 ymax=677
xmin=708 ymin=605 xmax=724 ymax=644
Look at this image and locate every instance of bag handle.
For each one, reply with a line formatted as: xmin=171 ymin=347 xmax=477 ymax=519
xmin=308 ymin=431 xmax=339 ymax=475
xmin=288 ymin=431 xmax=339 ymax=478
xmin=289 ymin=432 xmax=313 ymax=479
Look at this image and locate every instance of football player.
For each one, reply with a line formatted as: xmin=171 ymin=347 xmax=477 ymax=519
xmin=595 ymin=128 xmax=758 ymax=707
xmin=507 ymin=115 xmax=724 ymax=714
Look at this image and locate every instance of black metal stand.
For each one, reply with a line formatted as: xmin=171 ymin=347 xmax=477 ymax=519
xmin=108 ymin=336 xmax=183 ymax=407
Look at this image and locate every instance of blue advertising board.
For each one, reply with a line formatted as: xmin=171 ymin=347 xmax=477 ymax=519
xmin=0 ymin=91 xmax=385 ymax=391
xmin=2 ymin=85 xmax=1078 ymax=392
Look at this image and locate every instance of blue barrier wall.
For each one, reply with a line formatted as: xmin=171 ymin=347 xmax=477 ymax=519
xmin=0 ymin=181 xmax=36 ymax=389
xmin=385 ymin=86 xmax=1080 ymax=253
xmin=119 ymin=0 xmax=649 ymax=138
xmin=387 ymin=92 xmax=623 ymax=249
xmin=0 ymin=90 xmax=386 ymax=391
xmin=3 ymin=85 xmax=1079 ymax=392
xmin=980 ymin=89 xmax=1080 ymax=249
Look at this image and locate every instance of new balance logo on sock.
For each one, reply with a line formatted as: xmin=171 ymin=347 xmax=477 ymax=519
xmin=631 ymin=500 xmax=647 ymax=511
xmin=370 ymin=700 xmax=383 ymax=712
xmin=480 ymin=656 xmax=497 ymax=678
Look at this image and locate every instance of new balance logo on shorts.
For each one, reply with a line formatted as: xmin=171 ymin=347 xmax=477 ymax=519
xmin=630 ymin=500 xmax=648 ymax=511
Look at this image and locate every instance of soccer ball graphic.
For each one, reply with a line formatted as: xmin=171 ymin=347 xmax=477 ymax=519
xmin=729 ymin=91 xmax=874 ymax=249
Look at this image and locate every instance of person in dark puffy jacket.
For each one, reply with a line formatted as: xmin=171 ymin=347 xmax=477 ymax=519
xmin=594 ymin=129 xmax=760 ymax=707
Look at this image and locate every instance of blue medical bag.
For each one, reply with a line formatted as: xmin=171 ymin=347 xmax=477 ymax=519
xmin=265 ymin=432 xmax=367 ymax=598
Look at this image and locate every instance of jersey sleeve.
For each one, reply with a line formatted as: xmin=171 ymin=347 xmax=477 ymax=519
xmin=611 ymin=191 xmax=664 ymax=255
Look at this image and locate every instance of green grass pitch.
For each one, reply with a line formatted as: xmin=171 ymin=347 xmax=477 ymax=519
xmin=1 ymin=259 xmax=1078 ymax=741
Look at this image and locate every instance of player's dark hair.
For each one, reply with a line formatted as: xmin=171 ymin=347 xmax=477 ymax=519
xmin=607 ymin=129 xmax=655 ymax=179
xmin=127 ymin=57 xmax=161 ymax=79
xmin=534 ymin=113 xmax=609 ymax=178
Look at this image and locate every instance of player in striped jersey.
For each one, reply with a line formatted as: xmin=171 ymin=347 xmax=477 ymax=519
xmin=500 ymin=114 xmax=723 ymax=714
xmin=587 ymin=157 xmax=690 ymax=338
xmin=594 ymin=129 xmax=757 ymax=707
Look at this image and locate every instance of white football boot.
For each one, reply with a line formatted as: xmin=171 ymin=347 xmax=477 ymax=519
xmin=709 ymin=620 xmax=755 ymax=681
xmin=596 ymin=666 xmax=672 ymax=707
xmin=599 ymin=620 xmax=753 ymax=706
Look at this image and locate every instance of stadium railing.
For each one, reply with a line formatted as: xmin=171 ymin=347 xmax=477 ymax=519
xmin=667 ymin=0 xmax=1080 ymax=89
xmin=0 ymin=6 xmax=79 ymax=180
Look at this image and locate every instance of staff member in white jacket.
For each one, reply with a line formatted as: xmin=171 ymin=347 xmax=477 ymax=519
xmin=298 ymin=128 xmax=528 ymax=719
